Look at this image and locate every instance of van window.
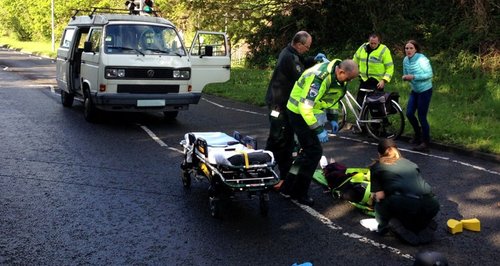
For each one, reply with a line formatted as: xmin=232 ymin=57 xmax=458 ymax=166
xmin=191 ymin=33 xmax=227 ymax=57
xmin=61 ymin=28 xmax=75 ymax=48
xmin=104 ymin=24 xmax=186 ymax=56
xmin=88 ymin=29 xmax=102 ymax=52
xmin=77 ymin=32 xmax=89 ymax=49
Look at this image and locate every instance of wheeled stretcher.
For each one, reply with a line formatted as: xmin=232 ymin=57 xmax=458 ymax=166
xmin=180 ymin=132 xmax=279 ymax=217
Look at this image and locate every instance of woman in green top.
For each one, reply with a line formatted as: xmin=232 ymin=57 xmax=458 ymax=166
xmin=370 ymin=139 xmax=440 ymax=245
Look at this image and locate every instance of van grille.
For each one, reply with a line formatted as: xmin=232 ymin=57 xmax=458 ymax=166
xmin=126 ymin=68 xmax=174 ymax=79
xmin=117 ymin=85 xmax=180 ymax=94
xmin=105 ymin=67 xmax=190 ymax=79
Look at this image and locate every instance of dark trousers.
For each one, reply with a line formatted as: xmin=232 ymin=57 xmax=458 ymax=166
xmin=265 ymin=107 xmax=294 ymax=179
xmin=375 ymin=194 xmax=440 ymax=232
xmin=356 ymin=77 xmax=380 ymax=106
xmin=283 ymin=110 xmax=323 ymax=198
xmin=406 ymin=88 xmax=433 ymax=143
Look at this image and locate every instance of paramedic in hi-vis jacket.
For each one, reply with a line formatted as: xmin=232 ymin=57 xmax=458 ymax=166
xmin=353 ymin=33 xmax=394 ymax=105
xmin=280 ymin=59 xmax=359 ymax=206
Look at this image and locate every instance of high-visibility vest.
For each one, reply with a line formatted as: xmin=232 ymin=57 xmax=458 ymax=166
xmin=287 ymin=60 xmax=346 ymax=130
xmin=353 ymin=43 xmax=394 ymax=82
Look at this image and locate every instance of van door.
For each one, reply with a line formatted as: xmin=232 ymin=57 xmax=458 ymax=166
xmin=56 ymin=27 xmax=90 ymax=93
xmin=81 ymin=27 xmax=102 ymax=94
xmin=56 ymin=27 xmax=76 ymax=92
xmin=189 ymin=31 xmax=231 ymax=93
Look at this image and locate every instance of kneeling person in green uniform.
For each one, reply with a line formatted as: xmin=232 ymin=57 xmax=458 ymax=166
xmin=370 ymin=139 xmax=440 ymax=245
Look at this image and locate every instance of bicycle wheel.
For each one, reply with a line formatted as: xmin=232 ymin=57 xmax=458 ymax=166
xmin=361 ymin=100 xmax=405 ymax=140
xmin=337 ymin=100 xmax=347 ymax=131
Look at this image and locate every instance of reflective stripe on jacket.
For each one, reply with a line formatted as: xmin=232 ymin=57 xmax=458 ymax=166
xmin=353 ymin=43 xmax=394 ymax=82
xmin=286 ymin=60 xmax=347 ymax=130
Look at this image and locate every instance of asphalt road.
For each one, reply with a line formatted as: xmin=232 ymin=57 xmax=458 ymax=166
xmin=1 ymin=47 xmax=499 ymax=265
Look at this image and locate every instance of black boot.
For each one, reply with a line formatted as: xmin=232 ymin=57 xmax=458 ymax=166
xmin=409 ymin=127 xmax=422 ymax=145
xmin=279 ymin=174 xmax=296 ymax=198
xmin=389 ymin=219 xmax=420 ymax=246
xmin=289 ymin=174 xmax=314 ymax=207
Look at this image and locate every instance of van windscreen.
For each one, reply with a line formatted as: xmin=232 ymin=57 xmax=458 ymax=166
xmin=103 ymin=24 xmax=186 ymax=56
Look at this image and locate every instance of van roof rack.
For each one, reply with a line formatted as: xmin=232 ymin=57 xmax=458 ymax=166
xmin=71 ymin=7 xmax=160 ymax=20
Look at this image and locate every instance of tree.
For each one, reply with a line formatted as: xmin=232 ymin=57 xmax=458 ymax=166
xmin=0 ymin=0 xmax=496 ymax=69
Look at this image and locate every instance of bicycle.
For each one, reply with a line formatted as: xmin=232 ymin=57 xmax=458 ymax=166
xmin=336 ymin=88 xmax=405 ymax=140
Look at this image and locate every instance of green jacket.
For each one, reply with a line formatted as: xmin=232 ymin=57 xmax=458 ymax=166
xmin=286 ymin=60 xmax=347 ymax=131
xmin=370 ymin=158 xmax=433 ymax=196
xmin=353 ymin=43 xmax=394 ymax=82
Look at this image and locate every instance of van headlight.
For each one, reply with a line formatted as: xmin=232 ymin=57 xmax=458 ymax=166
xmin=173 ymin=69 xmax=190 ymax=79
xmin=105 ymin=68 xmax=126 ymax=78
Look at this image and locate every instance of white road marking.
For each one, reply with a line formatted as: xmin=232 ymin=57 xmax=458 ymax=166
xmin=201 ymin=98 xmax=265 ymax=116
xmin=292 ymin=200 xmax=414 ymax=259
xmin=138 ymin=125 xmax=183 ymax=153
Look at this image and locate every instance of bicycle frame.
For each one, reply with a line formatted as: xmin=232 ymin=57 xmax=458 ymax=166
xmin=341 ymin=90 xmax=362 ymax=131
xmin=341 ymin=90 xmax=384 ymax=132
xmin=339 ymin=88 xmax=405 ymax=140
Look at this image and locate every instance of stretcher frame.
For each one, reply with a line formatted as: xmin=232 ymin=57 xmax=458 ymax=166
xmin=180 ymin=132 xmax=279 ymax=217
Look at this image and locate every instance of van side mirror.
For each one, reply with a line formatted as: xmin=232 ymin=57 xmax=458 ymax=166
xmin=83 ymin=41 xmax=93 ymax=52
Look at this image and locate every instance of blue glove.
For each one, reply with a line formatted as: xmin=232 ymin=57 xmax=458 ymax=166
xmin=314 ymin=53 xmax=330 ymax=63
xmin=317 ymin=129 xmax=329 ymax=143
xmin=330 ymin=121 xmax=339 ymax=134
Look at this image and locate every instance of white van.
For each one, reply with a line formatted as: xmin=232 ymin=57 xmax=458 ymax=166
xmin=56 ymin=9 xmax=230 ymax=122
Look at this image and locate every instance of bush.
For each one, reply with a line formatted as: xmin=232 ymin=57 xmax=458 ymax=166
xmin=9 ymin=16 xmax=31 ymax=41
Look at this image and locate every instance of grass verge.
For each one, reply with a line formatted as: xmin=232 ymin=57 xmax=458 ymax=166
xmin=0 ymin=36 xmax=57 ymax=58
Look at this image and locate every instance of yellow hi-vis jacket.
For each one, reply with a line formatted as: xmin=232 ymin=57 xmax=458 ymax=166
xmin=353 ymin=43 xmax=394 ymax=82
xmin=286 ymin=59 xmax=347 ymax=131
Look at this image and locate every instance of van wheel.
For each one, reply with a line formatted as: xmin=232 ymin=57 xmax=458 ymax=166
xmin=163 ymin=111 xmax=178 ymax=121
xmin=84 ymin=96 xmax=99 ymax=123
xmin=61 ymin=90 xmax=74 ymax=107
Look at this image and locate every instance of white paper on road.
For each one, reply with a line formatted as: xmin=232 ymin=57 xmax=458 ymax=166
xmin=360 ymin=218 xmax=379 ymax=231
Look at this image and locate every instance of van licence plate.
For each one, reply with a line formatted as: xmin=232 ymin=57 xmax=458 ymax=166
xmin=137 ymin=99 xmax=166 ymax=107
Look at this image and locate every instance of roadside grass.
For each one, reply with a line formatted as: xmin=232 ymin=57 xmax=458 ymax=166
xmin=1 ymin=36 xmax=498 ymax=154
xmin=205 ymin=67 xmax=272 ymax=106
xmin=0 ymin=36 xmax=57 ymax=58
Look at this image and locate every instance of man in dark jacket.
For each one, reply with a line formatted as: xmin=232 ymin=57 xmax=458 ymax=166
xmin=264 ymin=31 xmax=317 ymax=190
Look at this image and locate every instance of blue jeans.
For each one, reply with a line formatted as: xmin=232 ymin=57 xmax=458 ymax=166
xmin=406 ymin=88 xmax=433 ymax=143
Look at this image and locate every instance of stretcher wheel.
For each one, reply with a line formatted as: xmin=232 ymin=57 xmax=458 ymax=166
xmin=259 ymin=193 xmax=269 ymax=216
xmin=209 ymin=196 xmax=220 ymax=218
xmin=181 ymin=169 xmax=191 ymax=188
